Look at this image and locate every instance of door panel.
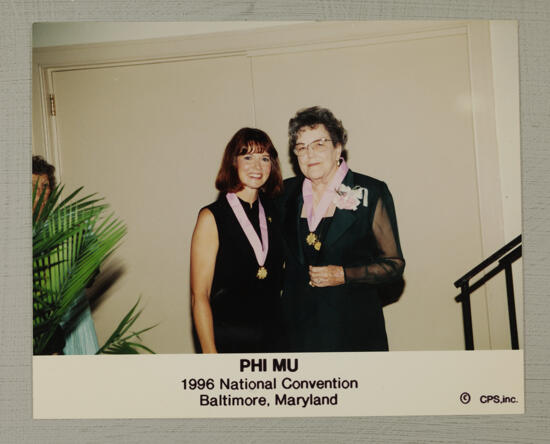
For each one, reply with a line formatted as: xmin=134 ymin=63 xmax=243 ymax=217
xmin=251 ymin=33 xmax=489 ymax=350
xmin=52 ymin=55 xmax=254 ymax=353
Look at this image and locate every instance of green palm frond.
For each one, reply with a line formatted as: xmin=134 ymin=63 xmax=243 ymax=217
xmin=33 ymin=184 xmax=125 ymax=354
xmin=33 ymin=182 xmax=156 ymax=355
xmin=96 ymin=297 xmax=157 ymax=354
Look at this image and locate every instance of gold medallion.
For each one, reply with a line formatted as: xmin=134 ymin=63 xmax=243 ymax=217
xmin=256 ymin=266 xmax=268 ymax=280
xmin=314 ymin=241 xmax=322 ymax=251
xmin=306 ymin=232 xmax=317 ymax=246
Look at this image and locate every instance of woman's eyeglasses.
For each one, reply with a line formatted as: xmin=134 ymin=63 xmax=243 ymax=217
xmin=293 ymin=138 xmax=332 ymax=157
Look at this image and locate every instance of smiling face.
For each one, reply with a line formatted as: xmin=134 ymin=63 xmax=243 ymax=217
xmin=296 ymin=124 xmax=342 ymax=183
xmin=236 ymin=148 xmax=272 ymax=192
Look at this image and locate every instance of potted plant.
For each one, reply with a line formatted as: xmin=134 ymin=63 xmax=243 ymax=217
xmin=33 ymin=183 xmax=155 ymax=355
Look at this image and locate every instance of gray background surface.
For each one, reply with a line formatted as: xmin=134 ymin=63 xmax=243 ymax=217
xmin=1 ymin=1 xmax=548 ymax=442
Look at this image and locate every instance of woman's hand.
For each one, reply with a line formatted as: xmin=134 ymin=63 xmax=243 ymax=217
xmin=308 ymin=265 xmax=345 ymax=287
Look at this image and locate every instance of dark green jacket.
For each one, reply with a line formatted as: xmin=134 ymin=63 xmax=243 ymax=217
xmin=279 ymin=169 xmax=405 ymax=352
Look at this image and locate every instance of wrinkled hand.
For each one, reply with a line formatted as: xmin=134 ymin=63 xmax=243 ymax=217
xmin=309 ymin=265 xmax=345 ymax=287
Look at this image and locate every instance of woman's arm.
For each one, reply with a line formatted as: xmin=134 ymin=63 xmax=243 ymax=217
xmin=309 ymin=182 xmax=405 ymax=287
xmin=343 ymin=182 xmax=405 ymax=284
xmin=190 ymin=208 xmax=219 ymax=353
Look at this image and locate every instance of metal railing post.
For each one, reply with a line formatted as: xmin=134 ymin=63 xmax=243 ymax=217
xmin=460 ymin=282 xmax=474 ymax=350
xmin=454 ymin=235 xmax=521 ymax=351
xmin=503 ymin=261 xmax=520 ymax=350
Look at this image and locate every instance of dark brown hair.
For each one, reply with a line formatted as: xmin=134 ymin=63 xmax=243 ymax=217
xmin=288 ymin=106 xmax=348 ymax=152
xmin=32 ymin=155 xmax=57 ymax=190
xmin=215 ymin=128 xmax=283 ymax=197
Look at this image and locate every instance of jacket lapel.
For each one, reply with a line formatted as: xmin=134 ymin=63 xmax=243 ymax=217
xmin=323 ymin=170 xmax=358 ymax=248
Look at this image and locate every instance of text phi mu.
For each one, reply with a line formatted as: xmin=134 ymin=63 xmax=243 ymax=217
xmin=240 ymin=358 xmax=298 ymax=372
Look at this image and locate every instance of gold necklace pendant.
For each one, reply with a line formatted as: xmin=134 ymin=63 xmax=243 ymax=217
xmin=256 ymin=266 xmax=268 ymax=280
xmin=306 ymin=232 xmax=317 ymax=246
xmin=314 ymin=240 xmax=322 ymax=251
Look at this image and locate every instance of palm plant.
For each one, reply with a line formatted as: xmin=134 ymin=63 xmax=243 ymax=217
xmin=96 ymin=297 xmax=156 ymax=354
xmin=33 ymin=183 xmax=155 ymax=355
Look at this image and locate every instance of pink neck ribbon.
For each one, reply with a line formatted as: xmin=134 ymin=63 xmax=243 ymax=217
xmin=226 ymin=193 xmax=269 ymax=267
xmin=302 ymin=159 xmax=349 ymax=232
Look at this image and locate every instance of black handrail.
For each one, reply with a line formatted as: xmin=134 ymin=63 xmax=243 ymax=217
xmin=454 ymin=235 xmax=521 ymax=287
xmin=454 ymin=234 xmax=522 ymax=350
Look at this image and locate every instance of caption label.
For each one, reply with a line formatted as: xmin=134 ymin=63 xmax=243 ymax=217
xmin=181 ymin=358 xmax=359 ymax=408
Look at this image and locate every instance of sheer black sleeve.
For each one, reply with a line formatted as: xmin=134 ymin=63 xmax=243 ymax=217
xmin=343 ymin=183 xmax=405 ymax=284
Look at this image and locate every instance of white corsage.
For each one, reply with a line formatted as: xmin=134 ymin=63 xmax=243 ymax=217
xmin=333 ymin=184 xmax=368 ymax=211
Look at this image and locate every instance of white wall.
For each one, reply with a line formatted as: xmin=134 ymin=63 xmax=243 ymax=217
xmin=489 ymin=21 xmax=523 ymax=346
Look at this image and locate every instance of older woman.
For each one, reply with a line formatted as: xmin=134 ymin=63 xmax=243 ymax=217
xmin=280 ymin=107 xmax=405 ymax=352
xmin=191 ymin=128 xmax=285 ymax=353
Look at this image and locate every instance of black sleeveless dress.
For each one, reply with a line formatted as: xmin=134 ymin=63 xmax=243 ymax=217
xmin=203 ymin=195 xmax=285 ymax=353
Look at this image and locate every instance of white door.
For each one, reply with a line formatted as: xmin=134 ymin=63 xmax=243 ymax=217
xmin=251 ymin=32 xmax=492 ymax=350
xmin=50 ymin=55 xmax=255 ymax=353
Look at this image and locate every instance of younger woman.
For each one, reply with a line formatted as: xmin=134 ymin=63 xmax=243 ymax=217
xmin=191 ymin=128 xmax=285 ymax=353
